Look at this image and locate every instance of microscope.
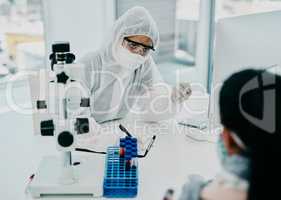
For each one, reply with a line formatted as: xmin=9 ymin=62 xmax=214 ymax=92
xmin=28 ymin=42 xmax=101 ymax=198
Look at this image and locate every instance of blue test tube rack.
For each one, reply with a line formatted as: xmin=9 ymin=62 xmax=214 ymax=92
xmin=103 ymin=137 xmax=138 ymax=198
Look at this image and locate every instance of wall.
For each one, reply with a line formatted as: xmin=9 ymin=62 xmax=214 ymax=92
xmin=42 ymin=0 xmax=115 ymax=64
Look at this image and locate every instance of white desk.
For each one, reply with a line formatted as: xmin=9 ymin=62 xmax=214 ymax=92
xmin=1 ymin=117 xmax=220 ymax=200
xmin=0 ymin=82 xmax=220 ymax=200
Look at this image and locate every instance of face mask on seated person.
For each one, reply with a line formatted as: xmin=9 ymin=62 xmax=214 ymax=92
xmin=217 ymin=132 xmax=248 ymax=166
xmin=217 ymin=135 xmax=228 ymax=165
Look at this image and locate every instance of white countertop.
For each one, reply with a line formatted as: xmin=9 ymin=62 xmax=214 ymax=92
xmin=0 ymin=81 xmax=220 ymax=200
xmin=1 ymin=117 xmax=220 ymax=200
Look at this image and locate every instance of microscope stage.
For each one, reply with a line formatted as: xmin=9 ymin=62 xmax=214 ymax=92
xmin=28 ymin=156 xmax=103 ymax=198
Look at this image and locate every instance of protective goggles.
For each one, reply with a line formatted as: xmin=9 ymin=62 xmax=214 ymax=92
xmin=123 ymin=37 xmax=155 ymax=56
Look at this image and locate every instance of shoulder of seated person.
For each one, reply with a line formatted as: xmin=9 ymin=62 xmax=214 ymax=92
xmin=200 ymin=180 xmax=247 ymax=200
xmin=79 ymin=51 xmax=103 ymax=68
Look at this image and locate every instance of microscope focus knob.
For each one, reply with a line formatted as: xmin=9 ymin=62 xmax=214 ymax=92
xmin=40 ymin=120 xmax=54 ymax=136
xmin=80 ymin=98 xmax=90 ymax=107
xmin=57 ymin=131 xmax=74 ymax=147
xmin=75 ymin=118 xmax=89 ymax=134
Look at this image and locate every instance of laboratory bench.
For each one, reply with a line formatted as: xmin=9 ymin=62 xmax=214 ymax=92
xmin=0 ymin=78 xmax=220 ymax=200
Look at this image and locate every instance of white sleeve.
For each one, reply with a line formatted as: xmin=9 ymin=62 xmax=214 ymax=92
xmin=78 ymin=51 xmax=101 ymax=92
xmin=141 ymin=58 xmax=163 ymax=86
xmin=76 ymin=52 xmax=101 ymax=117
xmin=134 ymin=59 xmax=181 ymax=122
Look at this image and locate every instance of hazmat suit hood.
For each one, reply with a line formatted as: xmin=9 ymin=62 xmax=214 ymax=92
xmin=102 ymin=6 xmax=160 ymax=69
xmin=111 ymin=6 xmax=159 ymax=50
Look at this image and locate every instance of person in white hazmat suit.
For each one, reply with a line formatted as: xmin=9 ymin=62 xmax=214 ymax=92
xmin=80 ymin=6 xmax=192 ymax=123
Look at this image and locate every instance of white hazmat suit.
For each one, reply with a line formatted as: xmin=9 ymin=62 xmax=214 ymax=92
xmin=80 ymin=6 xmax=191 ymax=123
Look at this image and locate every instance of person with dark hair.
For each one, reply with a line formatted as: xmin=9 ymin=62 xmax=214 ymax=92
xmin=178 ymin=68 xmax=281 ymax=200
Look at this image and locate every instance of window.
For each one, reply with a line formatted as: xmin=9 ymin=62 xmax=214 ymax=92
xmin=217 ymin=0 xmax=281 ymax=18
xmin=0 ymin=0 xmax=44 ymax=80
xmin=175 ymin=0 xmax=200 ymax=66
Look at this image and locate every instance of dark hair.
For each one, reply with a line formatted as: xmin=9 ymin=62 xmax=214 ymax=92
xmin=219 ymin=69 xmax=281 ymax=200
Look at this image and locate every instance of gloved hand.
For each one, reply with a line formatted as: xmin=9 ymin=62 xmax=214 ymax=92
xmin=171 ymin=82 xmax=192 ymax=103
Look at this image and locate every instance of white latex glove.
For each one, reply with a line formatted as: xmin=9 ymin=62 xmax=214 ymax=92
xmin=171 ymin=82 xmax=192 ymax=104
xmin=133 ymin=82 xmax=180 ymax=122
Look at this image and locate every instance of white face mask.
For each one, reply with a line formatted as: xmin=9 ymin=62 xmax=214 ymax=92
xmin=115 ymin=44 xmax=147 ymax=70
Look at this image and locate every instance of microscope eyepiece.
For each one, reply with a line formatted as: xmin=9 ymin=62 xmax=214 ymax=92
xmin=52 ymin=42 xmax=70 ymax=53
xmin=49 ymin=42 xmax=75 ymax=71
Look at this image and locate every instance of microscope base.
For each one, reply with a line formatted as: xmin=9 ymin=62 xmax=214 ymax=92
xmin=29 ymin=156 xmax=103 ymax=198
